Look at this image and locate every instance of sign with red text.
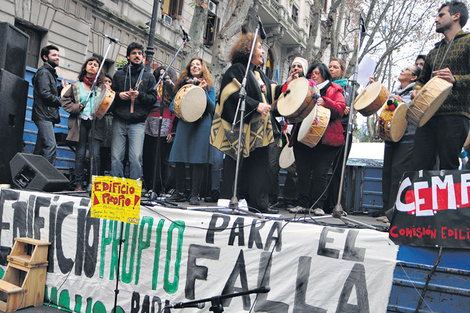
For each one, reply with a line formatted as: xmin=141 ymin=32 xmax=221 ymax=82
xmin=91 ymin=176 xmax=141 ymax=224
xmin=390 ymin=170 xmax=470 ymax=249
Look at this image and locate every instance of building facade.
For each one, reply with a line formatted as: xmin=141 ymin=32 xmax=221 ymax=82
xmin=0 ymin=0 xmax=333 ymax=82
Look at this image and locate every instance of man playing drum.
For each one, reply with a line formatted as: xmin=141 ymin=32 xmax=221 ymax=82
xmin=374 ymin=65 xmax=421 ymax=223
xmin=268 ymin=56 xmax=308 ymax=208
xmin=411 ymin=1 xmax=470 ymax=170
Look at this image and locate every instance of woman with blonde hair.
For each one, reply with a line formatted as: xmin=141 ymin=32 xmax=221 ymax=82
xmin=167 ymin=57 xmax=216 ymax=205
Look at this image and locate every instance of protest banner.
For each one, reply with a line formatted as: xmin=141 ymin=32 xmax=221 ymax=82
xmin=390 ymin=170 xmax=470 ymax=249
xmin=0 ymin=189 xmax=398 ymax=313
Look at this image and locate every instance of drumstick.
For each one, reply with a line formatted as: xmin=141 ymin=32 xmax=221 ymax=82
xmin=130 ymin=80 xmax=143 ymax=114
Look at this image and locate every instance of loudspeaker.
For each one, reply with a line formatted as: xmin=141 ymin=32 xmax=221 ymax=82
xmin=0 ymin=69 xmax=29 ymax=183
xmin=0 ymin=23 xmax=29 ymax=78
xmin=10 ymin=153 xmax=69 ymax=192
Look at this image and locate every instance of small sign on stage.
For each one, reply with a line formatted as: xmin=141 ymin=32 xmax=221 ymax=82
xmin=90 ymin=176 xmax=141 ymax=224
xmin=390 ymin=170 xmax=470 ymax=249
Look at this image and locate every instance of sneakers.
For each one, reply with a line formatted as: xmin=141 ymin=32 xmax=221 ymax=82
xmin=204 ymin=189 xmax=219 ymax=203
xmin=288 ymin=206 xmax=309 ymax=213
xmin=189 ymin=194 xmax=200 ymax=205
xmin=313 ymin=208 xmax=325 ymax=216
xmin=167 ymin=191 xmax=186 ymax=202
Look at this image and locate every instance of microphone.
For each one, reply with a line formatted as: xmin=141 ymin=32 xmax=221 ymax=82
xmin=257 ymin=15 xmax=267 ymax=40
xmin=180 ymin=25 xmax=191 ymax=42
xmin=165 ymin=302 xmax=205 ymax=309
xmin=103 ymin=34 xmax=119 ymax=43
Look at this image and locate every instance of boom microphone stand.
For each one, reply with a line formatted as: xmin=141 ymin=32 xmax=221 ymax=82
xmin=164 ymin=286 xmax=270 ymax=313
xmin=149 ymin=27 xmax=190 ymax=202
xmin=229 ymin=17 xmax=266 ymax=219
xmin=332 ymin=15 xmax=379 ymax=231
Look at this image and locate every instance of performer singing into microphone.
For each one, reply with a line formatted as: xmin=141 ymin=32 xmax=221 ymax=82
xmin=210 ymin=31 xmax=282 ymax=214
xmin=61 ymin=56 xmax=107 ymax=191
xmin=167 ymin=58 xmax=216 ymax=205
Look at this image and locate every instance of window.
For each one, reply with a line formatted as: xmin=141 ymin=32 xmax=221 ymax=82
xmin=292 ymin=5 xmax=298 ymax=23
xmin=204 ymin=14 xmax=219 ymax=45
xmin=266 ymin=50 xmax=275 ymax=80
xmin=162 ymin=0 xmax=184 ymax=18
xmin=15 ymin=21 xmax=43 ymax=69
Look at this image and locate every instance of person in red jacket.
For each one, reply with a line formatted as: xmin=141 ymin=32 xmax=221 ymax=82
xmin=289 ymin=62 xmax=346 ymax=215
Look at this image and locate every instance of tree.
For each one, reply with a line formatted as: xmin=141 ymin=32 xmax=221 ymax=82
xmin=210 ymin=0 xmax=255 ymax=91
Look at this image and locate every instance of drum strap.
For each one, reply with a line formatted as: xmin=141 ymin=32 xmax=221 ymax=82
xmin=432 ymin=36 xmax=455 ymax=73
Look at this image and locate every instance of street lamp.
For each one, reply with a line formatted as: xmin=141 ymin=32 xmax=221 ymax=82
xmin=145 ymin=0 xmax=160 ymax=71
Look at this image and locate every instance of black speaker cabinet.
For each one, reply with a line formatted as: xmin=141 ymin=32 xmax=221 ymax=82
xmin=10 ymin=153 xmax=69 ymax=192
xmin=0 ymin=69 xmax=29 ymax=183
xmin=0 ymin=22 xmax=29 ymax=78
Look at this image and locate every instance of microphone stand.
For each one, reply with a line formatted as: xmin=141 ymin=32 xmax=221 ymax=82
xmin=149 ymin=30 xmax=190 ymax=204
xmin=164 ymin=286 xmax=270 ymax=313
xmin=332 ymin=14 xmax=382 ymax=231
xmin=228 ymin=23 xmax=265 ymax=219
xmin=82 ymin=37 xmax=116 ymax=191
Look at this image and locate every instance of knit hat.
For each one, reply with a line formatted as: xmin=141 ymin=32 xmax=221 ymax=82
xmin=292 ymin=57 xmax=308 ymax=76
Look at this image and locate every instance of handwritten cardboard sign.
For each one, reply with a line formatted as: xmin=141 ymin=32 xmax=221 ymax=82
xmin=91 ymin=176 xmax=141 ymax=224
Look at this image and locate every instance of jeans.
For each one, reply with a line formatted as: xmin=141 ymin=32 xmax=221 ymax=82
xmin=75 ymin=119 xmax=101 ymax=182
xmin=111 ymin=118 xmax=145 ymax=180
xmin=33 ymin=120 xmax=57 ymax=165
xmin=210 ymin=145 xmax=224 ymax=191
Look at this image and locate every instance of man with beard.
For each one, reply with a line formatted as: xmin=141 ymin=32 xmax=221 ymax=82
xmin=32 ymin=45 xmax=68 ymax=164
xmin=111 ymin=42 xmax=158 ymax=180
xmin=412 ymin=1 xmax=470 ymax=171
xmin=268 ymin=57 xmax=308 ymax=208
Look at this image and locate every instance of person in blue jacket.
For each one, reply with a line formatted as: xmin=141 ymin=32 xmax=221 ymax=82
xmin=168 ymin=57 xmax=216 ymax=205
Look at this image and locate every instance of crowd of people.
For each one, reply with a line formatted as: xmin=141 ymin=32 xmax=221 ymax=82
xmin=30 ymin=1 xmax=469 ymax=216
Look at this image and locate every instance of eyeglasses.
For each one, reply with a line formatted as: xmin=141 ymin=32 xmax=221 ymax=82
xmin=307 ymin=72 xmax=321 ymax=79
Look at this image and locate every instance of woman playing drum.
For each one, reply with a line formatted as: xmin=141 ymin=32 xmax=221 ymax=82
xmin=375 ymin=65 xmax=421 ymax=222
xmin=61 ymin=56 xmax=107 ymax=191
xmin=289 ymin=62 xmax=346 ymax=215
xmin=167 ymin=58 xmax=216 ymax=205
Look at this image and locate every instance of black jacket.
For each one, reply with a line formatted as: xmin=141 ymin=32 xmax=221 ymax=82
xmin=32 ymin=63 xmax=61 ymax=124
xmin=111 ymin=64 xmax=158 ymax=123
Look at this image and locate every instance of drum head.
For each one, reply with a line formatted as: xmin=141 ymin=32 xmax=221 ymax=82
xmin=354 ymin=82 xmax=382 ymax=110
xmin=61 ymin=84 xmax=71 ymax=98
xmin=390 ymin=103 xmax=408 ymax=142
xmin=178 ymin=85 xmax=207 ymax=122
xmin=416 ymin=77 xmax=453 ymax=127
xmin=298 ymin=105 xmax=317 ymax=140
xmin=277 ymin=78 xmax=310 ymax=117
xmin=297 ymin=105 xmax=330 ymax=148
xmin=279 ymin=145 xmax=295 ymax=169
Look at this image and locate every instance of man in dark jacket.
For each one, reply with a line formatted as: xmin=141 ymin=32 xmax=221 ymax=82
xmin=412 ymin=1 xmax=470 ymax=170
xmin=111 ymin=42 xmax=158 ymax=180
xmin=32 ymin=45 xmax=68 ymax=164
